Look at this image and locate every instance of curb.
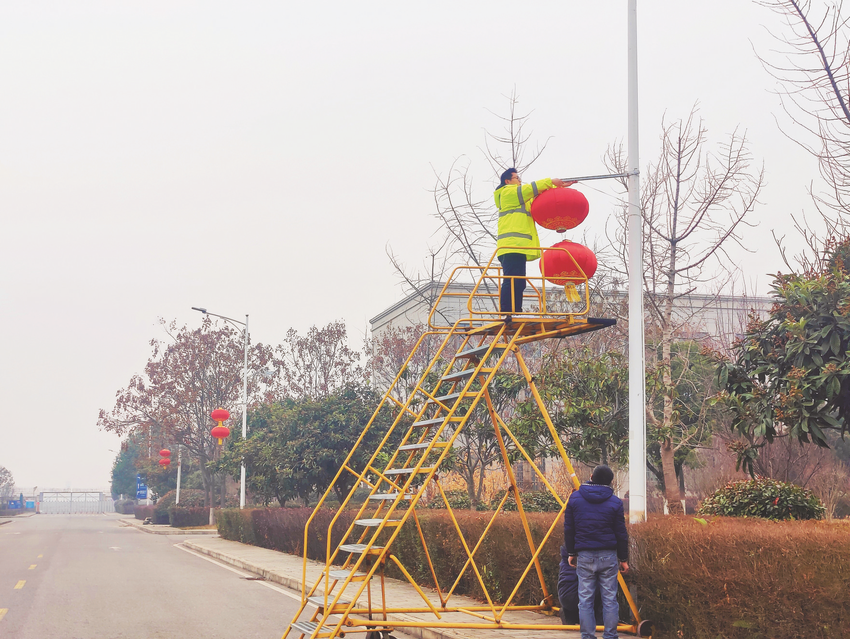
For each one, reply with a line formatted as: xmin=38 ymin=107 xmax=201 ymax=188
xmin=182 ymin=540 xmax=476 ymax=639
xmin=119 ymin=518 xmax=218 ymax=536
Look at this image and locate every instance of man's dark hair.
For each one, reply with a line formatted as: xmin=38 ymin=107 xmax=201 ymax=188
xmin=499 ymin=167 xmax=518 ymax=187
xmin=590 ymin=465 xmax=614 ymax=486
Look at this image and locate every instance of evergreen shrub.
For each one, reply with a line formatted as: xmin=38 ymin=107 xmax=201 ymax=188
xmin=491 ymin=489 xmax=563 ymax=512
xmin=134 ymin=504 xmax=156 ymax=521
xmin=168 ymin=506 xmax=209 ymax=527
xmin=426 ymin=489 xmax=470 ymax=510
xmin=698 ymin=477 xmax=825 ymax=520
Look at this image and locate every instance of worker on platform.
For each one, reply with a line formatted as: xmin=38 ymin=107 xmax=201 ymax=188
xmin=564 ymin=464 xmax=629 ymax=639
xmin=494 ymin=168 xmax=572 ymax=316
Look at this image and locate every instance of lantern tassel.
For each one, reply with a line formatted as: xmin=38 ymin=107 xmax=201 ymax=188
xmin=564 ymin=283 xmax=581 ymax=303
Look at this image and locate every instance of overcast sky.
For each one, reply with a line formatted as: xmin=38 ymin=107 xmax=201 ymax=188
xmin=0 ymin=1 xmax=823 ymax=491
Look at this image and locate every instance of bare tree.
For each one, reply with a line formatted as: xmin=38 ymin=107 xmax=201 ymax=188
xmin=388 ymin=88 xmax=550 ymax=311
xmin=605 ymin=107 xmax=764 ymax=513
xmin=757 ymin=0 xmax=850 ymax=233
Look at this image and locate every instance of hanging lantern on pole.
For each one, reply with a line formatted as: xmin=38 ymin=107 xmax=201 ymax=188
xmin=159 ymin=449 xmax=171 ymax=458
xmin=159 ymin=457 xmax=171 ymax=467
xmin=210 ymin=408 xmax=231 ymax=445
xmin=540 ymin=240 xmax=598 ymax=302
xmin=530 ymin=188 xmax=589 ymax=233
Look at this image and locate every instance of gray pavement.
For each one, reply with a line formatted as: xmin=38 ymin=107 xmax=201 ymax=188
xmin=0 ymin=513 xmax=303 ymax=638
xmin=181 ymin=533 xmax=582 ymax=639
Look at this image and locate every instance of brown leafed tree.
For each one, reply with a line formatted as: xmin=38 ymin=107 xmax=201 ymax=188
xmin=97 ymin=318 xmax=275 ymax=506
xmin=365 ymin=323 xmax=442 ymax=405
xmin=274 ymin=320 xmax=366 ymax=401
xmin=605 ymin=107 xmax=764 ymax=513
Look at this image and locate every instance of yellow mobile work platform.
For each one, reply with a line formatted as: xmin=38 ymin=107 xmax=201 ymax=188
xmin=283 ymin=249 xmax=652 ymax=639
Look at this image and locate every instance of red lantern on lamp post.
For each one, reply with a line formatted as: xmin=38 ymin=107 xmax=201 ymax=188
xmin=159 ymin=449 xmax=171 ymax=458
xmin=530 ymin=188 xmax=590 ymax=233
xmin=540 ymin=240 xmax=598 ymax=302
xmin=211 ymin=408 xmax=231 ymax=445
xmin=159 ymin=458 xmax=171 ymax=467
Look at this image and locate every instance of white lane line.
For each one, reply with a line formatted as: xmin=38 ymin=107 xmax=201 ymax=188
xmin=174 ymin=544 xmax=302 ymax=602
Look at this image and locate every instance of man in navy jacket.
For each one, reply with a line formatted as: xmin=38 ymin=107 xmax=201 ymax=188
xmin=563 ymin=465 xmax=629 ymax=639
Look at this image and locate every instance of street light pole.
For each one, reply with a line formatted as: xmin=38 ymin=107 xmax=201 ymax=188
xmin=241 ymin=314 xmax=248 ymax=509
xmin=191 ymin=306 xmax=249 ymax=509
xmin=626 ymin=0 xmax=647 ymax=524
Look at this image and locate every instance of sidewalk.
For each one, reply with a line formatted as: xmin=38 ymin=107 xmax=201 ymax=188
xmin=119 ymin=516 xmax=218 ymax=535
xmin=181 ymin=536 xmax=581 ymax=639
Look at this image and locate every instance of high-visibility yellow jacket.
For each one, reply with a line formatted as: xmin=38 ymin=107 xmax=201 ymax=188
xmin=494 ymin=178 xmax=556 ymax=260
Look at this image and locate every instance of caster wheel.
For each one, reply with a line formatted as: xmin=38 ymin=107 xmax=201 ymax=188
xmin=637 ymin=619 xmax=654 ymax=637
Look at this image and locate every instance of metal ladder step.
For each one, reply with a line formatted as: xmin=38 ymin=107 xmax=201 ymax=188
xmin=440 ymin=368 xmax=477 ymax=383
xmin=339 ymin=543 xmax=384 ymax=554
xmin=456 ymin=344 xmax=506 ymax=361
xmin=291 ymin=621 xmax=322 ymax=636
xmin=411 ymin=417 xmax=445 ymax=428
xmin=368 ymin=492 xmax=412 ymax=501
xmin=354 ymin=518 xmax=402 ymax=527
xmin=398 ymin=441 xmax=448 ymax=452
xmin=307 ymin=595 xmax=351 ymax=609
xmin=383 ymin=467 xmax=433 ymax=476
xmin=427 ymin=392 xmax=462 ymax=405
xmin=323 ymin=568 xmax=371 ymax=581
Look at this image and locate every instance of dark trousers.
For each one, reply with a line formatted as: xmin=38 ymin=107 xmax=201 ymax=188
xmin=498 ymin=253 xmax=527 ymax=313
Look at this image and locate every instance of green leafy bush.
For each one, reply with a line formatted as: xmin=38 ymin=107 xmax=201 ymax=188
xmin=490 ymin=489 xmax=563 ymax=512
xmin=698 ymin=477 xmax=825 ymax=520
xmin=426 ymin=489 xmax=470 ymax=510
xmin=168 ymin=507 xmax=210 ymax=527
xmin=153 ymin=489 xmax=205 ymax=522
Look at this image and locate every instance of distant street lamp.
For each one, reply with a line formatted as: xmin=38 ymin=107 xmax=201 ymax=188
xmin=192 ymin=307 xmax=249 ymax=509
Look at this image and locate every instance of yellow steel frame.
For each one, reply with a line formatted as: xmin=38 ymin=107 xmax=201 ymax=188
xmin=283 ymin=248 xmax=646 ymax=639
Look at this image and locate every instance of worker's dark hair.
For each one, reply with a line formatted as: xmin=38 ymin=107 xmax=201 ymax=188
xmin=499 ymin=168 xmax=518 ymax=187
xmin=590 ymin=465 xmax=614 ymax=486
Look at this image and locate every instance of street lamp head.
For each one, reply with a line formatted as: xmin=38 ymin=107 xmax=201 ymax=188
xmin=191 ymin=307 xmax=208 ymax=314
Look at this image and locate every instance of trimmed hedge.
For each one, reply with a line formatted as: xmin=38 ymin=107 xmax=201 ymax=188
xmin=114 ymin=499 xmax=136 ymax=515
xmin=218 ymin=508 xmax=850 ymax=639
xmin=168 ymin=507 xmax=210 ymax=527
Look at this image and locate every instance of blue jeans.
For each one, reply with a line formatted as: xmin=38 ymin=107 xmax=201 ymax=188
xmin=576 ymin=550 xmax=619 ymax=639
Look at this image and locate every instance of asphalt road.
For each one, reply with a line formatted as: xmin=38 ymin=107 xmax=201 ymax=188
xmin=0 ymin=514 xmax=302 ymax=638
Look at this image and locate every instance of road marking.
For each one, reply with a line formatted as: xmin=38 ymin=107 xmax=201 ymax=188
xmin=28 ymin=565 xmax=36 ymax=570
xmin=14 ymin=581 xmax=25 ymax=590
xmin=109 ymin=547 xmax=120 ymax=551
xmin=0 ymin=609 xmax=7 ymax=621
xmin=174 ymin=544 xmax=301 ymax=603
xmin=37 ymin=555 xmax=43 ymax=558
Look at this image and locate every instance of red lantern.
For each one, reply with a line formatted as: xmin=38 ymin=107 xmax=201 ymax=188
xmin=211 ymin=408 xmax=230 ymax=422
xmin=530 ymin=188 xmax=589 ymax=233
xmin=159 ymin=449 xmax=171 ymax=458
xmin=210 ymin=407 xmax=231 ymax=445
xmin=211 ymin=425 xmax=231 ymax=445
xmin=159 ymin=458 xmax=171 ymax=467
xmin=540 ymin=241 xmax=598 ymax=302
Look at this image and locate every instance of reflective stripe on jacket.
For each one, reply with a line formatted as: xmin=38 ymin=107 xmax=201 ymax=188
xmin=494 ymin=178 xmax=555 ymax=260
